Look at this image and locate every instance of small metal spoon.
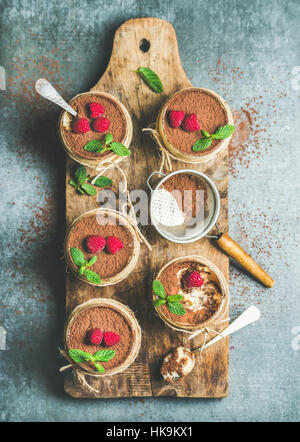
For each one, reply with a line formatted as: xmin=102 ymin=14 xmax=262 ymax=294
xmin=161 ymin=305 xmax=261 ymax=382
xmin=35 ymin=78 xmax=77 ymax=117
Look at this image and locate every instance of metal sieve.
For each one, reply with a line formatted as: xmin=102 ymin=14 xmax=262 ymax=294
xmin=147 ymin=169 xmax=220 ymax=244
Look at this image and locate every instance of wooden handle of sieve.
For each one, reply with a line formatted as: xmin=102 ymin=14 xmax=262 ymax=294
xmin=215 ymin=233 xmax=274 ymax=288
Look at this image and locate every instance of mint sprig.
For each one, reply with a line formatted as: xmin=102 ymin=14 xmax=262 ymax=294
xmin=152 ymin=280 xmax=186 ymax=316
xmin=69 ymin=164 xmax=112 ymax=195
xmin=69 ymin=348 xmax=116 ymax=373
xmin=192 ymin=125 xmax=235 ymax=152
xmin=84 ymin=133 xmax=131 ymax=156
xmin=70 ymin=247 xmax=102 ymax=285
xmin=134 ymin=67 xmax=163 ymax=93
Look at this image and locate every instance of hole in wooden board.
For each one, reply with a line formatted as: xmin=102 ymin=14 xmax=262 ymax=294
xmin=139 ymin=39 xmax=150 ymax=53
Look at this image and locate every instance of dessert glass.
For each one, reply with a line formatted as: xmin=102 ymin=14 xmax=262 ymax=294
xmin=64 ymin=298 xmax=141 ymax=376
xmin=156 ymin=87 xmax=234 ymax=163
xmin=64 ymin=208 xmax=140 ymax=287
xmin=59 ymin=91 xmax=133 ymax=168
xmin=153 ymin=255 xmax=229 ymax=333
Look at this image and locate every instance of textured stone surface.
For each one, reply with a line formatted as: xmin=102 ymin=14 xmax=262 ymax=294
xmin=0 ymin=0 xmax=300 ymax=422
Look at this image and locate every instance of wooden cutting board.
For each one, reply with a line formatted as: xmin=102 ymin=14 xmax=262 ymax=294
xmin=64 ymin=17 xmax=229 ymax=398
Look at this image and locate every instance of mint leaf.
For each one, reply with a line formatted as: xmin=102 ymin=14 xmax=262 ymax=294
xmin=84 ymin=269 xmax=102 ymax=284
xmin=69 ymin=179 xmax=77 ymax=188
xmin=84 ymin=139 xmax=104 ymax=152
xmin=81 ymin=183 xmax=97 ymax=196
xmin=152 ymin=280 xmax=166 ymax=299
xmin=201 ymin=130 xmax=211 ymax=138
xmin=136 ymin=67 xmax=163 ymax=93
xmin=192 ymin=138 xmax=212 ymax=152
xmin=167 ymin=294 xmax=183 ymax=303
xmin=69 ymin=349 xmax=95 ymax=363
xmin=167 ymin=302 xmax=186 ymax=316
xmin=70 ymin=247 xmax=85 ymax=267
xmin=211 ymin=125 xmax=235 ymax=139
xmin=78 ymin=264 xmax=86 ymax=276
xmin=153 ymin=298 xmax=166 ymax=307
xmin=94 ymin=176 xmax=113 ymax=188
xmin=110 ymin=142 xmax=131 ymax=157
xmin=86 ymin=256 xmax=97 ymax=267
xmin=104 ymin=133 xmax=113 ymax=145
xmin=74 ymin=165 xmax=87 ymax=185
xmin=93 ymin=349 xmax=116 ymax=362
xmin=94 ymin=362 xmax=105 ymax=373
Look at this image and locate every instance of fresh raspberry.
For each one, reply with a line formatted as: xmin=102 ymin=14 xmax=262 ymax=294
xmin=103 ymin=331 xmax=120 ymax=347
xmin=92 ymin=117 xmax=110 ymax=133
xmin=89 ymin=102 xmax=104 ymax=119
xmin=87 ymin=328 xmax=103 ymax=345
xmin=106 ymin=236 xmax=124 ymax=255
xmin=182 ymin=113 xmax=200 ymax=132
xmin=72 ymin=118 xmax=90 ymax=134
xmin=186 ymin=271 xmax=204 ymax=288
xmin=168 ymin=110 xmax=185 ymax=128
xmin=86 ymin=235 xmax=106 ymax=253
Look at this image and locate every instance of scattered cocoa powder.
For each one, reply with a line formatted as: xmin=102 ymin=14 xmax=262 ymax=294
xmin=67 ymin=214 xmax=134 ymax=279
xmin=67 ymin=306 xmax=134 ymax=371
xmin=164 ymin=89 xmax=228 ymax=156
xmin=61 ymin=93 xmax=127 ymax=160
xmin=162 ymin=173 xmax=208 ymax=219
xmin=158 ymin=260 xmax=222 ymax=325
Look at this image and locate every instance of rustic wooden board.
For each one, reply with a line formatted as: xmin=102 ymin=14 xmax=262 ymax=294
xmin=64 ymin=17 xmax=229 ymax=398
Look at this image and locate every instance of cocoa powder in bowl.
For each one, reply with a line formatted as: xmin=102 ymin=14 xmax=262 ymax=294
xmin=163 ymin=89 xmax=228 ymax=156
xmin=161 ymin=172 xmax=208 ymax=220
xmin=67 ymin=213 xmax=134 ymax=280
xmin=61 ymin=93 xmax=127 ymax=160
xmin=67 ymin=305 xmax=134 ymax=372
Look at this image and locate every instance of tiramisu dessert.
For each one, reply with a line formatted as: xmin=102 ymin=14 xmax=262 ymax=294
xmin=153 ymin=257 xmax=226 ymax=331
xmin=65 ymin=299 xmax=141 ymax=375
xmin=59 ymin=91 xmax=132 ymax=162
xmin=157 ymin=87 xmax=234 ymax=159
xmin=161 ymin=347 xmax=195 ymax=382
xmin=65 ymin=210 xmax=139 ymax=286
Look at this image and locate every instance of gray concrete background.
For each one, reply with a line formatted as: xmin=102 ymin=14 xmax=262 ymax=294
xmin=0 ymin=0 xmax=299 ymax=422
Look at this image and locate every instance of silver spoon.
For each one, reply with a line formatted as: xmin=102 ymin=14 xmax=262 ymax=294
xmin=161 ymin=305 xmax=261 ymax=382
xmin=35 ymin=78 xmax=77 ymax=117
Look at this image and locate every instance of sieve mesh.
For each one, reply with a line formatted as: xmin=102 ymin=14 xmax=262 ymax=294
xmin=151 ymin=188 xmax=185 ymax=227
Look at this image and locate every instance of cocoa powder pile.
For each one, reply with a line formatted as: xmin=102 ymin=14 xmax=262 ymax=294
xmin=158 ymin=260 xmax=222 ymax=325
xmin=67 ymin=214 xmax=134 ymax=279
xmin=62 ymin=93 xmax=127 ymax=160
xmin=162 ymin=173 xmax=208 ymax=219
xmin=164 ymin=89 xmax=228 ymax=155
xmin=67 ymin=306 xmax=134 ymax=371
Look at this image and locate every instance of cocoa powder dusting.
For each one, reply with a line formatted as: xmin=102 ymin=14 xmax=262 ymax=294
xmin=164 ymin=89 xmax=228 ymax=156
xmin=67 ymin=306 xmax=134 ymax=371
xmin=207 ymin=58 xmax=282 ymax=178
xmin=68 ymin=214 xmax=134 ymax=279
xmin=158 ymin=260 xmax=222 ymax=325
xmin=162 ymin=173 xmax=207 ymax=219
xmin=62 ymin=93 xmax=127 ymax=160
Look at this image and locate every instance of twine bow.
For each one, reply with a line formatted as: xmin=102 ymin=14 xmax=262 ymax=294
xmin=59 ymin=348 xmax=100 ymax=394
xmin=142 ymin=125 xmax=173 ymax=173
xmin=157 ymin=300 xmax=229 ymax=361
